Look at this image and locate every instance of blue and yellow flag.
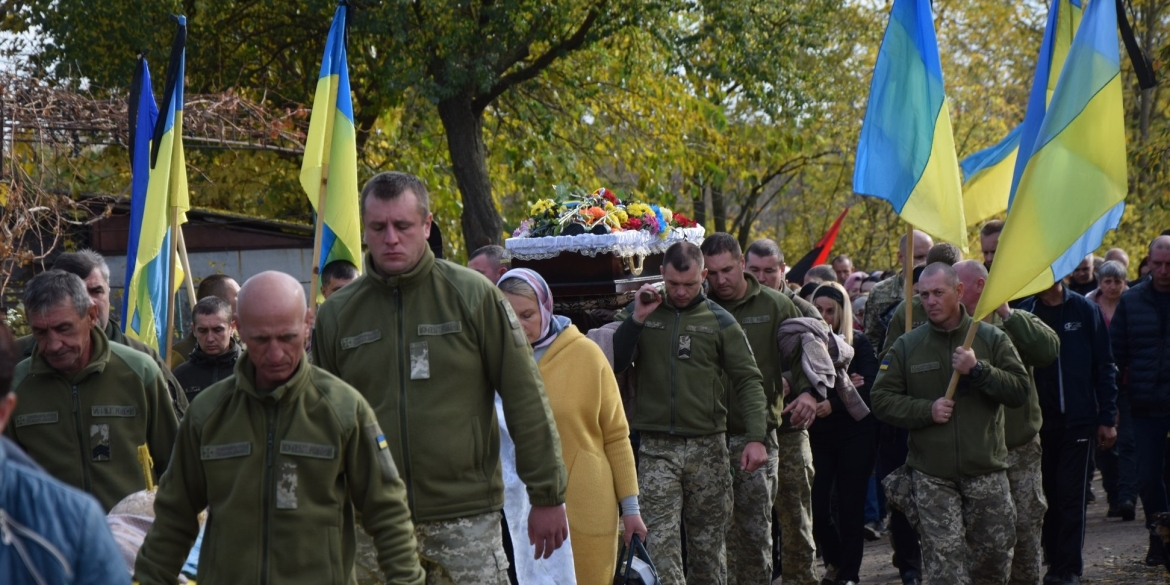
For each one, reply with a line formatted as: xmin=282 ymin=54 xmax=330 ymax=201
xmin=854 ymin=0 xmax=967 ymax=250
xmin=960 ymin=126 xmax=1021 ymax=226
xmin=301 ymin=3 xmax=362 ymax=301
xmin=124 ymin=17 xmax=189 ymax=352
xmin=975 ymin=0 xmax=1126 ymax=319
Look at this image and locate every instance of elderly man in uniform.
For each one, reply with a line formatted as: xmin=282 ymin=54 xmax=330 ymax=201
xmin=135 ymin=271 xmax=424 ymax=584
xmin=6 ymin=270 xmax=178 ymax=512
xmin=313 ymin=172 xmax=567 ymax=583
xmin=745 ymin=237 xmax=821 ymax=585
xmin=872 ymin=263 xmax=1031 ymax=584
xmin=701 ymin=233 xmax=819 ymax=585
xmin=613 ymin=240 xmax=772 ymax=585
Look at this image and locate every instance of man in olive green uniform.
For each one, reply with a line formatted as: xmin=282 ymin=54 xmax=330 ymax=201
xmin=872 ymin=263 xmax=1031 ymax=584
xmin=702 ymin=234 xmax=820 ymax=585
xmin=136 ymin=271 xmax=424 ymax=584
xmin=955 ymin=260 xmax=1057 ymax=585
xmin=15 ymin=250 xmax=189 ymax=417
xmin=879 ymin=242 xmax=965 ymax=360
xmin=312 ymin=172 xmax=567 ymax=583
xmin=745 ymin=237 xmax=820 ymax=585
xmin=613 ymin=241 xmax=772 ymax=585
xmin=865 ymin=230 xmax=934 ymax=349
xmin=6 ymin=270 xmax=178 ymax=512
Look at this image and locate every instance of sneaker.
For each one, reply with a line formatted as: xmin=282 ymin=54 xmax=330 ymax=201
xmin=1120 ymin=500 xmax=1136 ymax=522
xmin=1146 ymin=532 xmax=1167 ymax=567
xmin=863 ymin=521 xmax=883 ymax=541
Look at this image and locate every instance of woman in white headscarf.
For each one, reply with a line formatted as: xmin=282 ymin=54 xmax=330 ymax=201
xmin=499 ymin=268 xmax=647 ymax=585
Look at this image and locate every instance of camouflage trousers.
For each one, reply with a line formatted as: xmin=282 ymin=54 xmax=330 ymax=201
xmin=727 ymin=431 xmax=779 ymax=585
xmin=913 ymin=469 xmax=1016 ymax=585
xmin=774 ymin=429 xmax=818 ymax=585
xmin=415 ymin=512 xmax=511 ymax=585
xmin=1006 ymin=437 xmax=1047 ymax=585
xmin=639 ymin=431 xmax=732 ymax=585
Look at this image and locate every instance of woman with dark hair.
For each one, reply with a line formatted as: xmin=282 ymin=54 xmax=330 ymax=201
xmin=498 ymin=268 xmax=647 ymax=584
xmin=808 ymin=282 xmax=880 ymax=585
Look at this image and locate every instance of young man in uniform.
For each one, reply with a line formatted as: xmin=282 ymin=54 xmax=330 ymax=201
xmin=172 ymin=296 xmax=241 ymax=403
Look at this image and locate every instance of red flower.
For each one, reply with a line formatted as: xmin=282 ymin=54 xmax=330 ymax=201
xmin=624 ymin=217 xmax=643 ymax=231
xmin=673 ymin=213 xmax=697 ymax=228
xmin=596 ymin=188 xmax=619 ymax=206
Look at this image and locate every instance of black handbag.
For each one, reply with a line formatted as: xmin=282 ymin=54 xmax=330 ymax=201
xmin=613 ymin=534 xmax=660 ymax=585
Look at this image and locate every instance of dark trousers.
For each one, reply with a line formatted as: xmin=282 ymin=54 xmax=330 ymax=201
xmin=876 ymin=423 xmax=921 ymax=578
xmin=1040 ymin=425 xmax=1094 ymax=577
xmin=1115 ymin=390 xmax=1139 ymax=506
xmin=811 ymin=426 xmax=877 ymax=582
xmin=1133 ymin=414 xmax=1170 ymax=526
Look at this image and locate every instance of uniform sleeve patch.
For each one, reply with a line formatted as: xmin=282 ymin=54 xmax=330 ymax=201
xmin=880 ymin=358 xmax=890 ymax=371
xmin=91 ymin=405 xmax=137 ymax=417
xmin=279 ymin=441 xmax=337 ymax=459
xmin=364 ymin=423 xmax=399 ymax=482
xmin=417 ymin=322 xmax=462 ymax=336
xmin=341 ymin=329 xmax=382 ymax=350
xmin=499 ymin=299 xmax=527 ymax=347
xmin=201 ymin=442 xmax=253 ymax=460
xmin=14 ymin=412 xmax=58 ymax=427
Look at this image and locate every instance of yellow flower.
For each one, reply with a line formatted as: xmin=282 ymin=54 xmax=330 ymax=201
xmin=529 ymin=198 xmax=557 ymax=217
xmin=627 ymin=203 xmax=652 ymax=218
xmin=661 ymin=208 xmax=673 ymax=225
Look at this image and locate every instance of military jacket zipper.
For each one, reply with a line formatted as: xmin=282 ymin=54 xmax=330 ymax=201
xmin=260 ymin=403 xmax=277 ymax=585
xmin=395 ymin=288 xmax=415 ymax=513
xmin=70 ymin=385 xmax=91 ymax=492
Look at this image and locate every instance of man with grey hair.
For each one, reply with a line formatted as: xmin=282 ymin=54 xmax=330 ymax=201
xmin=5 ymin=270 xmax=179 ymax=512
xmin=872 ymin=262 xmax=1030 ymax=584
xmin=467 ymin=245 xmax=512 ymax=285
xmin=312 ymin=171 xmax=568 ymax=582
xmin=17 ymin=250 xmax=188 ymax=416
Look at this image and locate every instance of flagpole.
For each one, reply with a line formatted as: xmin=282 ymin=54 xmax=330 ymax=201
xmin=176 ymin=225 xmax=196 ymax=308
xmin=308 ymin=163 xmax=330 ymax=308
xmin=164 ymin=206 xmax=181 ymax=363
xmin=944 ymin=322 xmax=980 ymax=400
xmin=904 ymin=223 xmax=914 ymax=334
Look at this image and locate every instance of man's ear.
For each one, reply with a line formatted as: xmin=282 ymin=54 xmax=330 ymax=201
xmin=86 ymin=304 xmax=100 ymax=327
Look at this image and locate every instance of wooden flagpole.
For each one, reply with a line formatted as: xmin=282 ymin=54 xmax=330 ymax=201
xmin=308 ymin=164 xmax=330 ymax=308
xmin=904 ymin=224 xmax=915 ymax=334
xmin=176 ymin=225 xmax=196 ymax=308
xmin=164 ymin=206 xmax=181 ymax=363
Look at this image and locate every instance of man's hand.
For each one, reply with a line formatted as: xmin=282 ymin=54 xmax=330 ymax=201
xmin=1098 ymin=425 xmax=1118 ymax=450
xmin=632 ymin=284 xmax=662 ymax=323
xmin=932 ymin=398 xmax=955 ymax=425
xmin=850 ymin=373 xmax=864 ymax=388
xmin=782 ymin=392 xmax=818 ymax=430
xmin=622 ymin=514 xmax=649 ymax=546
xmin=995 ymin=303 xmax=1012 ymax=320
xmin=782 ymin=376 xmax=791 ymax=398
xmin=528 ymin=505 xmax=569 ymax=559
xmin=815 ymin=400 xmax=832 ymax=418
xmin=741 ymin=441 xmax=768 ymax=473
xmin=952 ymin=347 xmax=977 ymax=375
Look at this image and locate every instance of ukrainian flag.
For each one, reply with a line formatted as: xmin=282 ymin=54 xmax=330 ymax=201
xmin=854 ymin=0 xmax=967 ymax=251
xmin=124 ymin=17 xmax=189 ymax=352
xmin=975 ymin=0 xmax=1126 ymax=319
xmin=960 ymin=126 xmax=1020 ymax=226
xmin=301 ymin=3 xmax=362 ymax=301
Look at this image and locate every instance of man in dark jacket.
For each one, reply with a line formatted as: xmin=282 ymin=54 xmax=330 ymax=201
xmin=0 ymin=320 xmax=128 ymax=585
xmin=1018 ymin=279 xmax=1117 ymax=585
xmin=1111 ymin=235 xmax=1170 ymax=565
xmin=173 ymin=296 xmax=241 ymax=403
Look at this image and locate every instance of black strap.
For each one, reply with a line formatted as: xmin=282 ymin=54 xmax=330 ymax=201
xmin=1116 ymin=0 xmax=1158 ymax=90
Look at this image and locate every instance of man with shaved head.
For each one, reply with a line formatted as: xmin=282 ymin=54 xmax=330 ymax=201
xmin=1111 ymin=235 xmax=1170 ymax=565
xmin=136 ymin=271 xmax=424 ymax=584
xmin=872 ymin=263 xmax=1030 ymax=584
xmin=955 ymin=260 xmax=1059 ymax=585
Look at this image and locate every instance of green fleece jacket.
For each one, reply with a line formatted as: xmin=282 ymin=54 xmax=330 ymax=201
xmin=6 ymin=327 xmax=178 ymax=511
xmin=134 ymin=357 xmax=424 ymax=585
xmin=882 ymin=302 xmax=1059 ymax=449
xmin=613 ymin=294 xmax=767 ymax=442
xmin=709 ymin=274 xmax=813 ymax=433
xmin=311 ymin=249 xmax=566 ymax=522
xmin=871 ymin=310 xmax=1030 ymax=481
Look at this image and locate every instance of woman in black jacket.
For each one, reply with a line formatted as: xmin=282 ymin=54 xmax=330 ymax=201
xmin=808 ymin=282 xmax=880 ymax=585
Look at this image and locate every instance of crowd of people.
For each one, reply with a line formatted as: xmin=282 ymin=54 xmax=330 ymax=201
xmin=1 ymin=170 xmax=1168 ymax=585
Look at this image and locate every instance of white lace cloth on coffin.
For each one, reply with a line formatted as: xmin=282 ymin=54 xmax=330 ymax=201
xmin=505 ymin=227 xmax=706 ymax=260
xmin=494 ymin=394 xmax=577 ymax=584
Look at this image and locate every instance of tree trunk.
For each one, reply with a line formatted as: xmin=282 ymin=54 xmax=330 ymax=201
xmin=690 ymin=180 xmax=708 ymax=227
xmin=711 ymin=186 xmax=727 ymax=234
xmin=437 ymin=96 xmax=502 ymax=256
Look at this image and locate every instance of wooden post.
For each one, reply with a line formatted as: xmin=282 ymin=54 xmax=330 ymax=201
xmin=176 ymin=225 xmax=196 ymax=309
xmin=308 ymin=164 xmax=330 ymax=307
xmin=164 ymin=207 xmax=181 ymax=363
xmin=944 ymin=320 xmax=981 ymax=400
xmin=904 ymin=224 xmax=915 ymax=334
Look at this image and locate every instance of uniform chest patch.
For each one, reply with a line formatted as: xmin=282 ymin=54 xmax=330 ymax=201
xmin=277 ymin=461 xmax=298 ymax=510
xmin=1064 ymin=322 xmax=1083 ymax=332
xmin=741 ymin=315 xmax=771 ymax=325
xmin=90 ymin=424 xmax=110 ymax=461
xmin=685 ymin=324 xmax=716 ymax=334
xmin=14 ymin=412 xmax=58 ymax=427
xmin=418 ymin=322 xmax=462 ymax=336
xmin=279 ymin=441 xmax=337 ymax=459
xmin=201 ymin=442 xmax=253 ymax=460
xmin=678 ymin=335 xmax=692 ymax=360
xmin=409 ymin=341 xmax=430 ymax=380
xmin=341 ymin=329 xmax=382 ymax=350
xmin=910 ymin=362 xmax=940 ymax=374
xmin=92 ymin=405 xmax=136 ymax=417
xmin=643 ymin=320 xmax=666 ymax=330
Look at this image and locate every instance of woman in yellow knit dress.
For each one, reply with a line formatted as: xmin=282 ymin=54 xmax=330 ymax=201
xmin=498 ymin=268 xmax=647 ymax=584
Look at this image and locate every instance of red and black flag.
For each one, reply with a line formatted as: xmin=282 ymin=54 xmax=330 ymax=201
xmin=785 ymin=208 xmax=849 ymax=284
